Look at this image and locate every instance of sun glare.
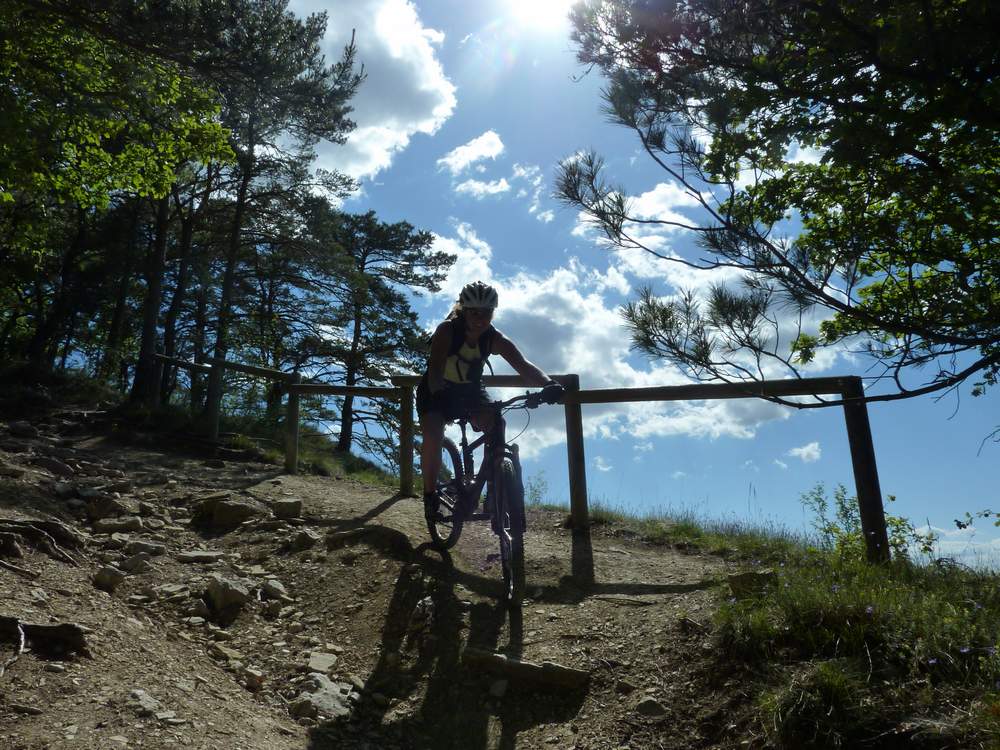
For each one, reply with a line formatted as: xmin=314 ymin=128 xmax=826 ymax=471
xmin=506 ymin=0 xmax=579 ymax=32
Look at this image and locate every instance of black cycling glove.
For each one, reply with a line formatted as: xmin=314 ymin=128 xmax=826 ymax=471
xmin=540 ymin=381 xmax=565 ymax=404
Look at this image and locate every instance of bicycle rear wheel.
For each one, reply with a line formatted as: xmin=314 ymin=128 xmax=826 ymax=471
xmin=496 ymin=459 xmax=526 ymax=604
xmin=427 ymin=437 xmax=464 ymax=550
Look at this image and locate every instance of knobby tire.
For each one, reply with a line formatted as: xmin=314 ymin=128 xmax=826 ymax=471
xmin=428 ymin=437 xmax=464 ymax=550
xmin=497 ymin=459 xmax=526 ymax=605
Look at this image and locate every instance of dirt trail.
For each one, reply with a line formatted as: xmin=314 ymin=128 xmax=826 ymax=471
xmin=1 ymin=424 xmax=742 ymax=750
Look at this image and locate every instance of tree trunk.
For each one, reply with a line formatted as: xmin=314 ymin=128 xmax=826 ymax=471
xmin=97 ymin=205 xmax=139 ymax=382
xmin=160 ymin=171 xmax=213 ymax=405
xmin=204 ymin=163 xmax=253 ymax=439
xmin=130 ymin=195 xmax=171 ymax=407
xmin=25 ymin=208 xmax=87 ymax=369
xmin=189 ymin=279 xmax=208 ymax=412
xmin=336 ymin=301 xmax=364 ymax=453
xmin=56 ymin=309 xmax=79 ymax=369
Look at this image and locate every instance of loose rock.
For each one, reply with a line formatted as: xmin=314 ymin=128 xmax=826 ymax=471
xmin=31 ymin=455 xmax=74 ymax=477
xmin=261 ymin=579 xmax=293 ymax=602
xmin=176 ymin=550 xmax=225 ymax=564
xmin=94 ymin=566 xmax=127 ymax=593
xmin=634 ymin=696 xmax=668 ymax=717
xmin=93 ymin=517 xmax=144 ymax=534
xmin=272 ymin=498 xmax=302 ymax=520
xmin=124 ymin=539 xmax=167 ymax=557
xmin=306 ymin=652 xmax=338 ymax=674
xmin=128 ymin=689 xmax=162 ymax=717
xmin=290 ymin=528 xmax=321 ymax=552
xmin=290 ymin=673 xmax=356 ymax=720
xmin=205 ymin=574 xmax=251 ymax=622
xmin=8 ymin=421 xmax=39 ymax=439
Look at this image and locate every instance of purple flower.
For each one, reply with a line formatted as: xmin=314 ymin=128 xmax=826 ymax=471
xmin=831 ymin=584 xmax=840 ymax=593
xmin=865 ymin=605 xmax=875 ymax=615
xmin=959 ymin=646 xmax=971 ymax=654
xmin=928 ymin=658 xmax=938 ymax=665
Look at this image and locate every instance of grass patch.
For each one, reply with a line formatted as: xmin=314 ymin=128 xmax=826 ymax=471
xmin=725 ymin=552 xmax=1000 ymax=747
xmin=524 ymin=485 xmax=1000 ymax=748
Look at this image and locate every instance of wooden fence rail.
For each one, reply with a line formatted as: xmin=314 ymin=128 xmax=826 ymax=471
xmin=567 ymin=375 xmax=889 ymax=562
xmin=155 ymin=354 xmax=890 ymax=563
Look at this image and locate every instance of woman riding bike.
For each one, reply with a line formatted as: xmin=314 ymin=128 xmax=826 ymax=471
xmin=417 ymin=280 xmax=564 ymax=522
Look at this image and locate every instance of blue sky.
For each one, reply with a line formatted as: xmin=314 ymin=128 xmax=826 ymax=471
xmin=290 ymin=0 xmax=1000 ymax=564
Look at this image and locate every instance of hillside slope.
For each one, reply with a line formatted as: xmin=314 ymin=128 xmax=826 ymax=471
xmin=0 ymin=410 xmax=744 ymax=750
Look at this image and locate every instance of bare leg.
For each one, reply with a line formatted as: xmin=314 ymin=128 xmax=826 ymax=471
xmin=420 ymin=412 xmax=445 ymax=495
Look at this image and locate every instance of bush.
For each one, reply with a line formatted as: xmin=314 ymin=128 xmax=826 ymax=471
xmin=800 ymin=482 xmax=938 ymax=561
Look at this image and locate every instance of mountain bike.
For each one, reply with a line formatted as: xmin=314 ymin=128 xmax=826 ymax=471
xmin=425 ymin=390 xmax=552 ymax=603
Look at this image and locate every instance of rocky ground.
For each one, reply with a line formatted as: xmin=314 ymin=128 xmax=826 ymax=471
xmin=0 ymin=407 xmax=755 ymax=750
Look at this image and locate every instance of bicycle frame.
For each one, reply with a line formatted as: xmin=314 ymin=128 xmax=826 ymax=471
xmin=452 ymin=403 xmax=511 ymax=515
xmin=427 ymin=391 xmax=542 ymax=601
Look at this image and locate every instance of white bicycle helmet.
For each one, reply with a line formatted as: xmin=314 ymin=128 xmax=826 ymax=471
xmin=459 ymin=280 xmax=498 ymax=309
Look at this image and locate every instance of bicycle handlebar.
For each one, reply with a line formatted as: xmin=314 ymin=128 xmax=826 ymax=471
xmin=497 ymin=390 xmax=547 ymax=411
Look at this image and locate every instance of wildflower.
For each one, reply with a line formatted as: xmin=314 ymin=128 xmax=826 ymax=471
xmin=865 ymin=605 xmax=875 ymax=615
xmin=959 ymin=646 xmax=971 ymax=654
xmin=831 ymin=584 xmax=840 ymax=593
xmin=928 ymin=657 xmax=938 ymax=665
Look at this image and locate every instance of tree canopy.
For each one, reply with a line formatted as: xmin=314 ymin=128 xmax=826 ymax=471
xmin=0 ymin=0 xmax=443 ymax=471
xmin=557 ymin=0 xmax=1000 ymax=406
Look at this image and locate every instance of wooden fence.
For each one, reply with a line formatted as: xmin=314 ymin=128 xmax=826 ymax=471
xmin=155 ymin=355 xmax=890 ymax=563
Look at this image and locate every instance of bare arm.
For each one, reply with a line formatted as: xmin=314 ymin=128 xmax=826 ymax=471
xmin=492 ymin=330 xmax=554 ymax=387
xmin=427 ymin=322 xmax=452 ymax=393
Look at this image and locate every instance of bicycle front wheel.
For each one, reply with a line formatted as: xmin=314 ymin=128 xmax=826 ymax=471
xmin=496 ymin=459 xmax=526 ymax=604
xmin=427 ymin=437 xmax=464 ymax=550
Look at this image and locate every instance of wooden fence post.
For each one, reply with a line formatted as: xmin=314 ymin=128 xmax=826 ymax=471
xmin=841 ymin=377 xmax=890 ymax=563
xmin=285 ymin=374 xmax=301 ymax=475
xmin=562 ymin=374 xmax=588 ymax=529
xmin=398 ymin=382 xmax=415 ymax=497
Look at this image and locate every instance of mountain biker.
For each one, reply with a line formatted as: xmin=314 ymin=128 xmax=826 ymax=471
xmin=417 ymin=280 xmax=564 ymax=521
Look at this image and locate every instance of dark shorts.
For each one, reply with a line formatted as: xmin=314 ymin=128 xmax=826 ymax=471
xmin=416 ymin=376 xmax=491 ymax=421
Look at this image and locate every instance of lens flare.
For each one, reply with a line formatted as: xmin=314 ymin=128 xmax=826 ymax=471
xmin=506 ymin=0 xmax=578 ymax=32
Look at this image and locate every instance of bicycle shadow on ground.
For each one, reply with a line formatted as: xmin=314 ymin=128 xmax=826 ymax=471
xmin=322 ymin=494 xmax=719 ymax=607
xmin=307 ymin=539 xmax=586 ymax=750
xmin=308 ymin=491 xmax=411 ymax=529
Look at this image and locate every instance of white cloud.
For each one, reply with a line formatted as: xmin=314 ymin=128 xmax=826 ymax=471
xmin=774 ymin=459 xmax=788 ymax=470
xmin=422 ymin=231 xmax=794 ymax=457
xmin=292 ymin=0 xmax=456 ymax=180
xmin=742 ymin=460 xmax=760 ymax=472
xmin=671 ymin=470 xmax=687 ymax=480
xmin=912 ymin=524 xmax=1000 ymax=570
xmin=594 ymin=456 xmax=613 ymax=472
xmin=455 ymin=178 xmax=511 ymax=198
xmin=437 ymin=131 xmax=505 ymax=175
xmin=510 ymin=162 xmax=555 ymax=221
xmin=789 ymin=142 xmax=825 ymax=165
xmin=788 ymin=442 xmax=821 ymax=463
xmin=431 ymin=222 xmax=495 ymax=303
xmin=630 ymin=181 xmax=703 ymax=223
